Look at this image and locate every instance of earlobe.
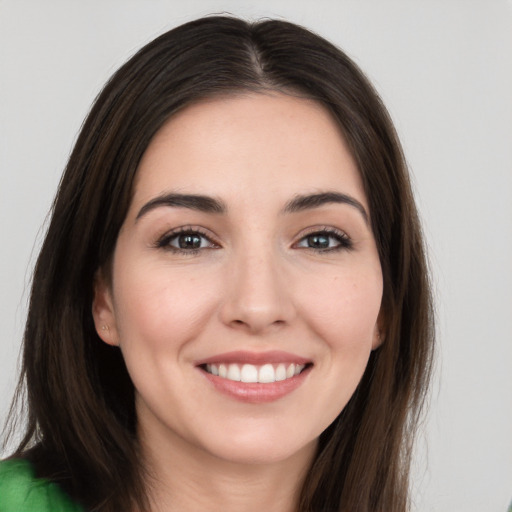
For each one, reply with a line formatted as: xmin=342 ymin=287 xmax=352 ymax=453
xmin=372 ymin=329 xmax=384 ymax=350
xmin=92 ymin=270 xmax=119 ymax=346
xmin=371 ymin=313 xmax=386 ymax=350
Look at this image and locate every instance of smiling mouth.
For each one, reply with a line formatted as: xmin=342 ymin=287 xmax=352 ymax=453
xmin=201 ymin=362 xmax=310 ymax=384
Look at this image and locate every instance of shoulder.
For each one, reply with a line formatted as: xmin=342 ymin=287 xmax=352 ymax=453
xmin=0 ymin=459 xmax=84 ymax=512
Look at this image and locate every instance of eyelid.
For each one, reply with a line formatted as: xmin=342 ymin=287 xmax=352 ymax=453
xmin=155 ymin=225 xmax=221 ymax=251
xmin=292 ymin=226 xmax=353 ymax=251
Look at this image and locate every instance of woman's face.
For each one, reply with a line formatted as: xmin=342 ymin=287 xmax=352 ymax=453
xmin=93 ymin=93 xmax=383 ymax=467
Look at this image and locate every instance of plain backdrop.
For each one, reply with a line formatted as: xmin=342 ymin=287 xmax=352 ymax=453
xmin=1 ymin=1 xmax=511 ymax=511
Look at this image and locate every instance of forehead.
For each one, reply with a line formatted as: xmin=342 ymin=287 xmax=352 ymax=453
xmin=130 ymin=93 xmax=367 ymax=213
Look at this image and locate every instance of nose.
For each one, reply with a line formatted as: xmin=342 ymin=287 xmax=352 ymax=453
xmin=219 ymin=248 xmax=295 ymax=334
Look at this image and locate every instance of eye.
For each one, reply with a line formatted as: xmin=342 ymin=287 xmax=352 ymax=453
xmin=171 ymin=232 xmax=209 ymax=250
xmin=295 ymin=229 xmax=352 ymax=252
xmin=156 ymin=228 xmax=218 ymax=253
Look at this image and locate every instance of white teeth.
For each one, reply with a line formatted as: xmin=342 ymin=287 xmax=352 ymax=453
xmin=204 ymin=362 xmax=308 ymax=383
xmin=294 ymin=364 xmax=305 ymax=376
xmin=240 ymin=364 xmax=258 ymax=383
xmin=258 ymin=364 xmax=275 ymax=383
xmin=275 ymin=364 xmax=287 ymax=381
xmin=206 ymin=364 xmax=219 ymax=376
xmin=227 ymin=364 xmax=241 ymax=381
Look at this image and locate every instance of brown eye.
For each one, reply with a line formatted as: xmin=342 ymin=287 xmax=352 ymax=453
xmin=157 ymin=229 xmax=218 ymax=252
xmin=175 ymin=233 xmax=203 ymax=249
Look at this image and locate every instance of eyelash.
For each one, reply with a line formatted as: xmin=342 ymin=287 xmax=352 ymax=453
xmin=294 ymin=227 xmax=353 ymax=253
xmin=155 ymin=226 xmax=353 ymax=254
xmin=155 ymin=226 xmax=219 ymax=255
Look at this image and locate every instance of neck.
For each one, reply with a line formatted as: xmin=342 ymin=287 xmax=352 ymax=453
xmin=139 ymin=424 xmax=317 ymax=512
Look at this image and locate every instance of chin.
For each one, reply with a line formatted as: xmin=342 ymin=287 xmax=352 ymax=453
xmin=200 ymin=426 xmax=318 ymax=467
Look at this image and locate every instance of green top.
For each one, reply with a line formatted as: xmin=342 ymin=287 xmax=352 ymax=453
xmin=0 ymin=459 xmax=84 ymax=512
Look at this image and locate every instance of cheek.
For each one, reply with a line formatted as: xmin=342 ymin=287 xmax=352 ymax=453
xmin=298 ymin=265 xmax=383 ymax=351
xmin=112 ymin=260 xmax=222 ymax=354
xmin=296 ymin=266 xmax=382 ymax=429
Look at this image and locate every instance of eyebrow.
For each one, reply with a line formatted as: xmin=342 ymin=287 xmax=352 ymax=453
xmin=135 ymin=190 xmax=368 ymax=224
xmin=136 ymin=193 xmax=226 ymax=221
xmin=283 ymin=192 xmax=369 ymax=223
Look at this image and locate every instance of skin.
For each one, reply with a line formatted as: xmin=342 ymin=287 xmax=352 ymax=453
xmin=93 ymin=93 xmax=384 ymax=511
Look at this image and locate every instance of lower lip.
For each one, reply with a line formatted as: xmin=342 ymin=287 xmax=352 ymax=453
xmin=200 ymin=366 xmax=311 ymax=404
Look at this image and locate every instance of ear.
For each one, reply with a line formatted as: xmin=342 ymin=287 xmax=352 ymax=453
xmin=92 ymin=270 xmax=119 ymax=346
xmin=371 ymin=311 xmax=386 ymax=351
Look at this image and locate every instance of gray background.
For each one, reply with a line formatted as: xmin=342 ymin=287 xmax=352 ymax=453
xmin=1 ymin=1 xmax=511 ymax=510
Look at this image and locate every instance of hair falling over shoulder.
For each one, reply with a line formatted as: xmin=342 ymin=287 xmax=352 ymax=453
xmin=2 ymin=15 xmax=435 ymax=512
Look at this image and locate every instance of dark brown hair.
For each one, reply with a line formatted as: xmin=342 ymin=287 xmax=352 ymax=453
xmin=4 ymin=15 xmax=434 ymax=512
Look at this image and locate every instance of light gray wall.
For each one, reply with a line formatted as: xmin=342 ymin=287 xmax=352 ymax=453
xmin=1 ymin=1 xmax=511 ymax=510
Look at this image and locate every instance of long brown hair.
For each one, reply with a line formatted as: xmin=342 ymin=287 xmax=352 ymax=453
xmin=4 ymin=15 xmax=435 ymax=512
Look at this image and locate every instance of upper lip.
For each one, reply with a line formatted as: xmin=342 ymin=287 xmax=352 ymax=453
xmin=195 ymin=350 xmax=312 ymax=366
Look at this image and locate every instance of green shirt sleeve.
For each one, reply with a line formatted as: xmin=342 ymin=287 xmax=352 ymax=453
xmin=0 ymin=459 xmax=84 ymax=512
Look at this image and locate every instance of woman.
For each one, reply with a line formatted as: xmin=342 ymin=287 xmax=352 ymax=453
xmin=0 ymin=15 xmax=434 ymax=512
